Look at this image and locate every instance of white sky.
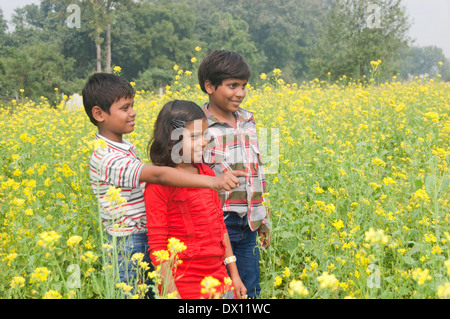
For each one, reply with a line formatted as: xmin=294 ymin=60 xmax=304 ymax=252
xmin=406 ymin=0 xmax=450 ymax=58
xmin=1 ymin=0 xmax=450 ymax=58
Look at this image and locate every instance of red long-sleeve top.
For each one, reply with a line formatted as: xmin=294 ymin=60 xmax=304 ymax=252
xmin=144 ymin=163 xmax=230 ymax=299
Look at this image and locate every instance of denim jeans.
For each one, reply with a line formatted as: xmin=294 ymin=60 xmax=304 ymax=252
xmin=107 ymin=232 xmax=150 ymax=285
xmin=224 ymin=211 xmax=261 ymax=298
xmin=107 ymin=232 xmax=155 ymax=298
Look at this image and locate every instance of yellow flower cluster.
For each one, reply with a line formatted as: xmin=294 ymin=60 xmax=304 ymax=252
xmin=412 ymin=268 xmax=432 ymax=285
xmin=88 ymin=139 xmax=107 ymax=151
xmin=1 ymin=59 xmax=448 ymax=299
xmin=437 ymin=282 xmax=450 ymax=299
xmin=105 ymin=186 xmax=127 ymax=206
xmin=364 ymin=228 xmax=389 ymax=245
xmin=288 ymin=279 xmax=308 ymax=297
xmin=152 ymin=250 xmax=170 ymax=263
xmin=66 ymin=235 xmax=83 ymax=247
xmin=37 ymin=231 xmax=61 ymax=249
xmin=445 ymin=260 xmax=450 ymax=276
xmin=30 ymin=267 xmax=51 ymax=283
xmin=42 ymin=290 xmax=63 ymax=299
xmin=199 ymin=276 xmax=234 ymax=299
xmin=317 ymin=272 xmax=339 ymax=291
xmin=10 ymin=276 xmax=25 ymax=289
xmin=200 ymin=276 xmax=221 ymax=297
xmin=81 ymin=251 xmax=98 ymax=263
xmin=370 ymin=60 xmax=382 ymax=68
xmin=167 ymin=237 xmax=187 ymax=254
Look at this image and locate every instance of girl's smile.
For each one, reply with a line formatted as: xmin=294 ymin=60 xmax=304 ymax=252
xmin=179 ymin=118 xmax=208 ymax=164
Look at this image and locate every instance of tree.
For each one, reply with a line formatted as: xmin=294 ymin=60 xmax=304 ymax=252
xmin=399 ymin=46 xmax=448 ymax=79
xmin=0 ymin=8 xmax=7 ymax=44
xmin=112 ymin=1 xmax=199 ymax=88
xmin=0 ymin=43 xmax=74 ymax=101
xmin=200 ymin=12 xmax=266 ymax=77
xmin=174 ymin=0 xmax=330 ymax=81
xmin=65 ymin=0 xmax=126 ymax=73
xmin=307 ymin=0 xmax=410 ymax=81
xmin=0 ymin=1 xmax=80 ymax=101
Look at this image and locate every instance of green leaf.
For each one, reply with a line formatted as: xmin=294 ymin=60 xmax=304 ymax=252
xmin=413 ymin=179 xmax=423 ymax=191
xmin=439 ymin=177 xmax=450 ymax=194
xmin=280 ymin=231 xmax=295 ymax=239
xmin=300 ymin=226 xmax=309 ymax=234
xmin=425 ymin=175 xmax=437 ymax=195
xmin=285 ymin=238 xmax=298 ymax=251
xmin=403 ymin=256 xmax=417 ymax=266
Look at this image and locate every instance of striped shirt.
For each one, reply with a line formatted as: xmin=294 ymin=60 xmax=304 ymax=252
xmin=202 ymin=104 xmax=269 ymax=232
xmin=89 ymin=133 xmax=146 ymax=236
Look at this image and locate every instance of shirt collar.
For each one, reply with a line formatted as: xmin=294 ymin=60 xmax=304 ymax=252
xmin=95 ymin=132 xmax=134 ymax=151
xmin=202 ymin=103 xmax=254 ymax=126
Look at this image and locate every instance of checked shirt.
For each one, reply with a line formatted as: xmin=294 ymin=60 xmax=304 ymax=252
xmin=202 ymin=104 xmax=270 ymax=232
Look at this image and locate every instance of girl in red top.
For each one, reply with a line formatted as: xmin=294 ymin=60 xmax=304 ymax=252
xmin=144 ymin=100 xmax=247 ymax=299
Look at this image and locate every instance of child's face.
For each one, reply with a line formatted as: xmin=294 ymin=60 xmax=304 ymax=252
xmin=98 ymin=97 xmax=135 ymax=142
xmin=181 ymin=118 xmax=208 ymax=163
xmin=206 ymin=78 xmax=248 ymax=114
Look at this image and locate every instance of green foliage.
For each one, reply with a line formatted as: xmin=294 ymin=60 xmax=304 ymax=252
xmin=200 ymin=11 xmax=266 ymax=77
xmin=0 ymin=43 xmax=75 ymax=102
xmin=0 ymin=0 xmax=446 ymax=102
xmin=399 ymin=46 xmax=450 ymax=80
xmin=307 ymin=0 xmax=410 ymax=81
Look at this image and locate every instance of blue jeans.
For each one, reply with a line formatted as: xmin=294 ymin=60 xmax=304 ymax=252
xmin=107 ymin=232 xmax=149 ymax=285
xmin=224 ymin=211 xmax=261 ymax=298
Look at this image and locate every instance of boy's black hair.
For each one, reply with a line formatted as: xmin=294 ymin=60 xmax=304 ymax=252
xmin=148 ymin=100 xmax=206 ymax=167
xmin=82 ymin=73 xmax=135 ymax=126
xmin=198 ymin=50 xmax=251 ymax=94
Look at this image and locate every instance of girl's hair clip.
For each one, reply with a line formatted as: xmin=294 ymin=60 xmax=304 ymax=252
xmin=171 ymin=119 xmax=187 ymax=129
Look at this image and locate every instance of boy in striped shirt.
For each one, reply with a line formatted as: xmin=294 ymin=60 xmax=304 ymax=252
xmin=82 ymin=73 xmax=245 ymax=288
xmin=198 ymin=50 xmax=271 ymax=298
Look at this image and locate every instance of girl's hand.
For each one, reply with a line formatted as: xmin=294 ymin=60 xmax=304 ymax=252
xmin=232 ymin=276 xmax=247 ymax=299
xmin=211 ymin=171 xmax=248 ymax=191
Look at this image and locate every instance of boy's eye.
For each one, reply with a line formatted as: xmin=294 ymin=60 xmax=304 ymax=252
xmin=228 ymin=83 xmax=247 ymax=90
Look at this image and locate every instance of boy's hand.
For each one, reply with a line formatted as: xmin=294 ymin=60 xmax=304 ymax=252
xmin=258 ymin=230 xmax=270 ymax=249
xmin=212 ymin=171 xmax=248 ymax=191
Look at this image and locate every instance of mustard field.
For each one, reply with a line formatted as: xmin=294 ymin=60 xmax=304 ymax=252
xmin=1 ymin=67 xmax=449 ymax=299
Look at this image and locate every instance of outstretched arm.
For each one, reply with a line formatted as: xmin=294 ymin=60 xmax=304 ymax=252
xmin=140 ymin=164 xmax=248 ymax=191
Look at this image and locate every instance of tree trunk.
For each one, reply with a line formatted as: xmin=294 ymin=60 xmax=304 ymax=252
xmin=96 ymin=32 xmax=102 ymax=73
xmin=106 ymin=23 xmax=111 ymax=73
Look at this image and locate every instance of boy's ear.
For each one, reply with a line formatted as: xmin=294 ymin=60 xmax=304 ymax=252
xmin=92 ymin=106 xmax=105 ymax=123
xmin=204 ymin=80 xmax=216 ymax=95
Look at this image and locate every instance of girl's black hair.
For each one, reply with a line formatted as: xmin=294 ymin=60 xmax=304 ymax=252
xmin=148 ymin=100 xmax=206 ymax=167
